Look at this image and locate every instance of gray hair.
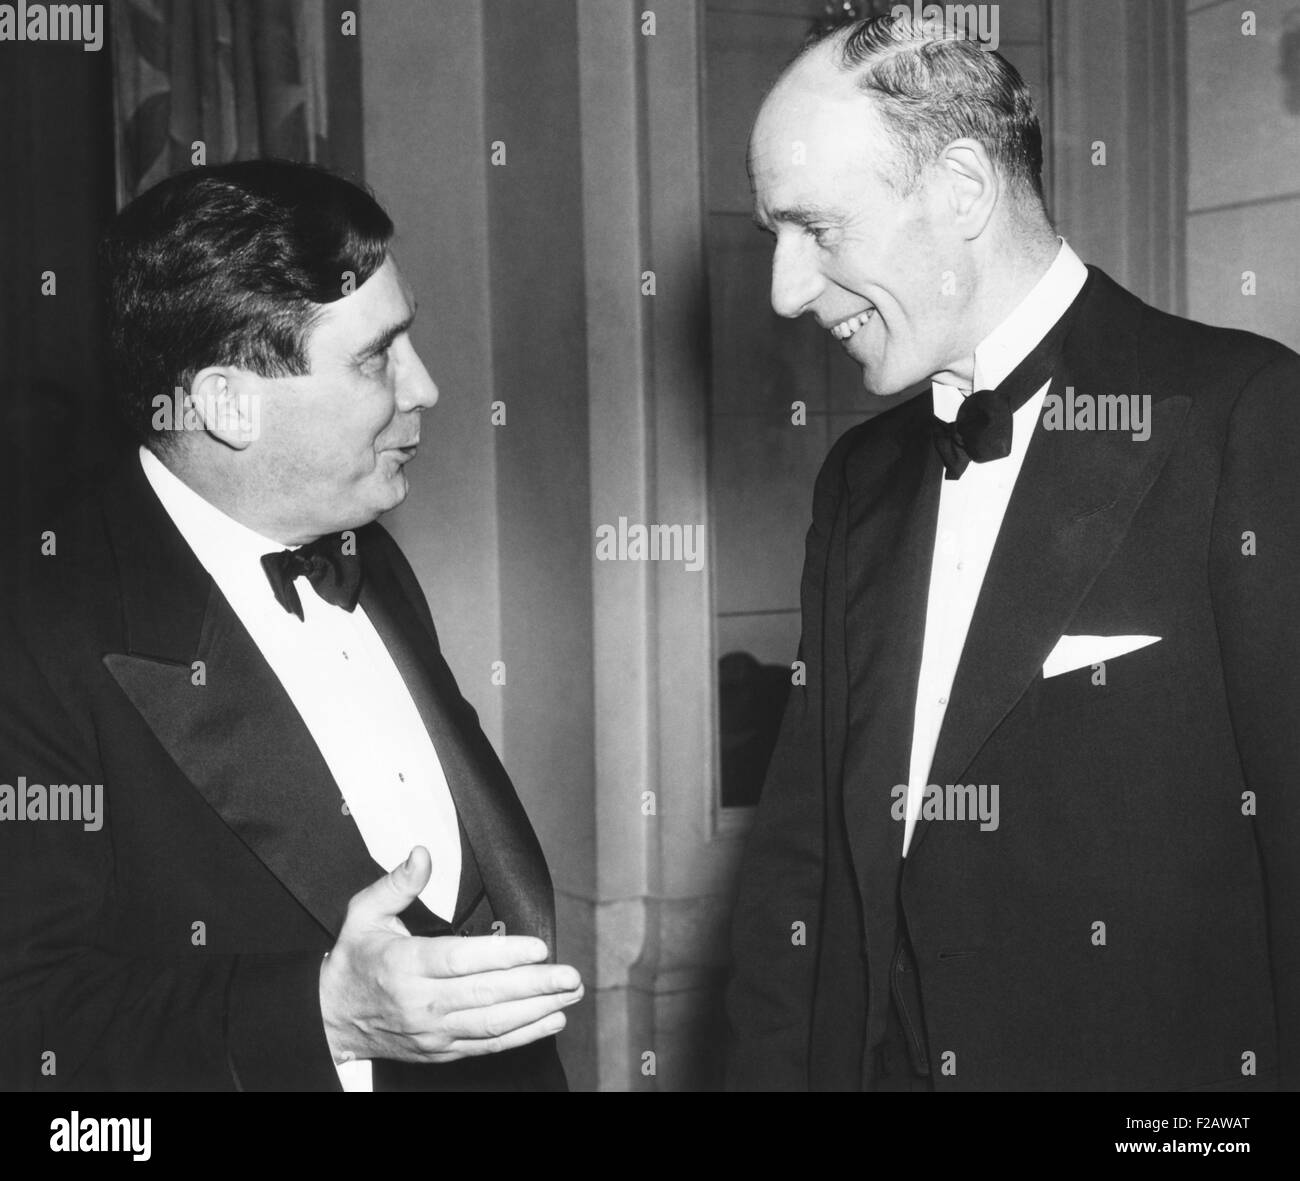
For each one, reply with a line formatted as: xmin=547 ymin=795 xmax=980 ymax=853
xmin=805 ymin=11 xmax=1045 ymax=202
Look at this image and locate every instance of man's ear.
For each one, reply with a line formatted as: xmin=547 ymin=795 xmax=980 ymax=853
xmin=188 ymin=367 xmax=263 ymax=451
xmin=938 ymin=138 xmax=999 ymax=240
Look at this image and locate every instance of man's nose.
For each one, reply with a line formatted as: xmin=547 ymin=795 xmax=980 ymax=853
xmin=770 ymin=236 xmax=824 ymax=319
xmin=397 ymin=339 xmax=439 ymax=411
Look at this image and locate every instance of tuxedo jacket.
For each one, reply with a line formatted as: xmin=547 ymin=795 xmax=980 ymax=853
xmin=726 ymin=267 xmax=1300 ymax=1092
xmin=0 ymin=458 xmax=566 ymax=1091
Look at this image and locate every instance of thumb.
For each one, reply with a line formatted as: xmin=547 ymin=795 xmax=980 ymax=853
xmin=349 ymin=846 xmax=432 ymax=925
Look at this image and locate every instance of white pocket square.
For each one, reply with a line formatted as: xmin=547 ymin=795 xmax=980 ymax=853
xmin=1042 ymin=634 xmax=1161 ymax=679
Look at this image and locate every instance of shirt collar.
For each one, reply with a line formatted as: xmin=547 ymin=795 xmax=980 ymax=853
xmin=933 ymin=238 xmax=1088 ymax=423
xmin=138 ymin=446 xmax=293 ymax=605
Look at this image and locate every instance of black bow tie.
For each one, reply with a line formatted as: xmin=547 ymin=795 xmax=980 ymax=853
xmin=931 ymin=281 xmax=1088 ymax=480
xmin=260 ymin=533 xmax=363 ymax=620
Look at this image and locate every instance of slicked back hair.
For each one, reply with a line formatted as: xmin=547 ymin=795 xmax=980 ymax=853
xmin=805 ymin=11 xmax=1045 ymax=204
xmin=102 ymin=159 xmax=394 ymax=449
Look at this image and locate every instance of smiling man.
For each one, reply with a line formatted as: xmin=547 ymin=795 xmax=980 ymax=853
xmin=0 ymin=160 xmax=580 ymax=1092
xmin=727 ymin=14 xmax=1299 ymax=1091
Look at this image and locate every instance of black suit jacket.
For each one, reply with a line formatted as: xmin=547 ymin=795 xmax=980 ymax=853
xmin=0 ymin=457 xmax=566 ymax=1091
xmin=726 ymin=267 xmax=1300 ymax=1092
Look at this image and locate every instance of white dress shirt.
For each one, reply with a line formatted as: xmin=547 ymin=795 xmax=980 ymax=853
xmin=140 ymin=447 xmax=462 ymax=1090
xmin=901 ymin=240 xmax=1089 ymax=856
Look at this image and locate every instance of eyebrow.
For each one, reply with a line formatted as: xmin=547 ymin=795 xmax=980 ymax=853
xmin=752 ymin=205 xmax=842 ymax=232
xmin=355 ymin=302 xmax=417 ymax=360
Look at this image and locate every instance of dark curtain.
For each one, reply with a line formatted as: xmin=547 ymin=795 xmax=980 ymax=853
xmin=112 ymin=0 xmax=362 ymax=203
xmin=0 ymin=35 xmax=120 ymax=537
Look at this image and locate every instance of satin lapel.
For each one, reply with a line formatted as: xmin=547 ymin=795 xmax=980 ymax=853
xmin=359 ymin=545 xmax=555 ymax=952
xmin=98 ymin=461 xmax=383 ymax=937
xmin=910 ymin=273 xmax=1191 ymax=860
xmin=839 ymin=396 xmax=945 ymax=892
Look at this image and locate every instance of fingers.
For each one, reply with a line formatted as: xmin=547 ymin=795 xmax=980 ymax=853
xmin=412 ymin=933 xmax=553 ymax=979
xmin=426 ymin=962 xmax=581 ymax=1012
xmin=441 ymin=983 xmax=585 ymax=1042
xmin=343 ymin=847 xmax=432 ymax=927
xmin=322 ymin=922 xmax=584 ymax=1064
xmin=437 ymin=1009 xmax=575 ymax=1060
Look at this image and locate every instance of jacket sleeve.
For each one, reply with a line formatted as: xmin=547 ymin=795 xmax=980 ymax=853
xmin=1208 ymin=349 xmax=1300 ymax=1092
xmin=0 ymin=606 xmax=341 ymax=1092
xmin=724 ymin=433 xmax=850 ymax=1091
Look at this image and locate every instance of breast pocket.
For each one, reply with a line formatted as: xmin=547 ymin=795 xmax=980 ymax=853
xmin=1034 ymin=633 xmax=1182 ymax=719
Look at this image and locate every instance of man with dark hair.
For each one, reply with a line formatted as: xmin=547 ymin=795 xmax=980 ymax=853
xmin=0 ymin=159 xmax=581 ymax=1091
xmin=727 ymin=13 xmax=1298 ymax=1091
